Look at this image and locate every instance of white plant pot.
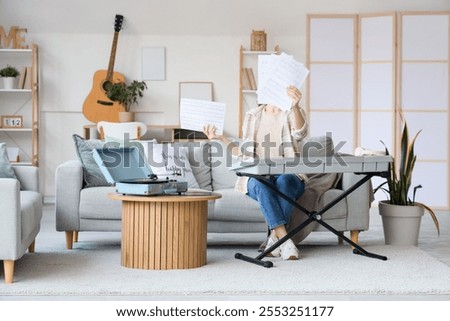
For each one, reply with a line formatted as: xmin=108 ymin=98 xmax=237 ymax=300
xmin=2 ymin=77 xmax=16 ymax=89
xmin=379 ymin=200 xmax=424 ymax=246
xmin=118 ymin=111 xmax=135 ymax=123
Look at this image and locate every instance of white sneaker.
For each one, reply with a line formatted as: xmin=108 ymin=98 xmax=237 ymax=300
xmin=280 ymin=239 xmax=300 ymax=260
xmin=265 ymin=232 xmax=281 ymax=257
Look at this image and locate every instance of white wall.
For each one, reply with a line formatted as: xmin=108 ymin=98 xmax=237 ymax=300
xmin=0 ymin=0 xmax=449 ymax=199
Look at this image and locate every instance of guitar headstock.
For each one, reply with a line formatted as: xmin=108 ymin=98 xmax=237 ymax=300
xmin=114 ymin=14 xmax=124 ymax=32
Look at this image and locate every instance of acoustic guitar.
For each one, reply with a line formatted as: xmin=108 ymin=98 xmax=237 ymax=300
xmin=83 ymin=14 xmax=125 ymax=123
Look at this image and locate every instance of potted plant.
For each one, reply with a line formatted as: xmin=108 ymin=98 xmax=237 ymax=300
xmin=376 ymin=115 xmax=440 ymax=245
xmin=0 ymin=65 xmax=20 ymax=89
xmin=106 ymin=80 xmax=148 ymax=122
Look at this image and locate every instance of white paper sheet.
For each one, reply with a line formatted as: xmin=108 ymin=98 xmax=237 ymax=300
xmin=180 ymin=98 xmax=226 ymax=135
xmin=257 ymin=52 xmax=310 ymax=110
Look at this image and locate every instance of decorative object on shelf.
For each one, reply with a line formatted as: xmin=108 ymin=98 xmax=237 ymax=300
xmin=0 ymin=26 xmax=28 ymax=49
xmin=6 ymin=147 xmax=20 ymax=162
xmin=106 ymin=80 xmax=148 ymax=122
xmin=1 ymin=115 xmax=23 ymax=128
xmin=0 ymin=65 xmax=20 ymax=89
xmin=375 ymin=115 xmax=440 ymax=246
xmin=251 ymin=30 xmax=267 ymax=51
xmin=82 ymin=14 xmax=125 ymax=123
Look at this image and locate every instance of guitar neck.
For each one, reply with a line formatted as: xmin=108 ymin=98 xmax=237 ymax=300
xmin=106 ymin=31 xmax=120 ymax=81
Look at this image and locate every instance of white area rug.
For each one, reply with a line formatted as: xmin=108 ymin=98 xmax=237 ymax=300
xmin=2 ymin=234 xmax=450 ymax=296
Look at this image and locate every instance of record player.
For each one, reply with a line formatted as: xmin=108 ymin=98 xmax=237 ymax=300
xmin=93 ymin=147 xmax=188 ymax=196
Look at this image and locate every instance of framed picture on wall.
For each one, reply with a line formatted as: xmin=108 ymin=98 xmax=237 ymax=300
xmin=179 ymin=81 xmax=214 ymax=102
xmin=142 ymin=47 xmax=166 ymax=81
xmin=176 ymin=82 xmax=214 ymax=141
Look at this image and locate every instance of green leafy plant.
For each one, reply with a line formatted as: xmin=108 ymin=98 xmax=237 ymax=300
xmin=375 ymin=115 xmax=440 ymax=234
xmin=0 ymin=65 xmax=20 ymax=77
xmin=106 ymin=80 xmax=148 ymax=111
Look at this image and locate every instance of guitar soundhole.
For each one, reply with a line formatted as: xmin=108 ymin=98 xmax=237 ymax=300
xmin=102 ymin=81 xmax=113 ymax=92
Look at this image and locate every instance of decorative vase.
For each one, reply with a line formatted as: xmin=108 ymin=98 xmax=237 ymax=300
xmin=2 ymin=77 xmax=16 ymax=90
xmin=379 ymin=200 xmax=424 ymax=246
xmin=118 ymin=111 xmax=135 ymax=123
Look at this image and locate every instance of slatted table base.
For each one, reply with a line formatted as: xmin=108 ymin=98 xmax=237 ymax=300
xmin=121 ymin=199 xmax=208 ymax=270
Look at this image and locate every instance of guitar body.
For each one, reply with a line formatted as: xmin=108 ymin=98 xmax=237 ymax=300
xmin=83 ymin=69 xmax=125 ymax=123
xmin=82 ymin=14 xmax=125 ymax=123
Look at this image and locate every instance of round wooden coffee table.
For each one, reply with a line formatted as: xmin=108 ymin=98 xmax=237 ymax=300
xmin=109 ymin=192 xmax=221 ymax=270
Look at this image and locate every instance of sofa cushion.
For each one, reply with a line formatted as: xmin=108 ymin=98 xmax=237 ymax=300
xmin=0 ymin=142 xmax=19 ymax=182
xmin=210 ymin=140 xmax=239 ymax=190
xmin=211 ymin=188 xmax=263 ymax=222
xmin=143 ymin=142 xmax=199 ymax=188
xmin=185 ymin=141 xmax=212 ymax=191
xmin=163 ymin=141 xmax=213 ymax=191
xmin=79 ymin=186 xmax=121 ymax=220
xmin=73 ymin=134 xmax=111 ymax=187
xmin=319 ymin=189 xmax=347 ymax=219
xmin=300 ymin=135 xmax=334 ymax=158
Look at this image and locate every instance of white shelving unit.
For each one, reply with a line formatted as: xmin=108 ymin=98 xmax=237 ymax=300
xmin=238 ymin=45 xmax=279 ymax=137
xmin=0 ymin=44 xmax=40 ymax=166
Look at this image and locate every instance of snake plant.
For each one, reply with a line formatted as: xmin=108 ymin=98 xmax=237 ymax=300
xmin=376 ymin=115 xmax=440 ymax=235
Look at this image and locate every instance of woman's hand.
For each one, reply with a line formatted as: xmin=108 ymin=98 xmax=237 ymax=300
xmin=203 ymin=124 xmax=220 ymax=140
xmin=287 ymin=85 xmax=302 ymax=107
xmin=287 ymin=85 xmax=306 ymax=131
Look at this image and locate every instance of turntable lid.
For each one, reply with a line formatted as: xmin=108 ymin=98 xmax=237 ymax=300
xmin=93 ymin=146 xmax=153 ymax=184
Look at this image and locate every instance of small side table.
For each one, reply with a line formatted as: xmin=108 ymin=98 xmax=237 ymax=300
xmin=109 ymin=192 xmax=221 ymax=270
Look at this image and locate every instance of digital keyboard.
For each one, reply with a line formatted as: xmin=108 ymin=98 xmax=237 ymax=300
xmin=232 ymin=154 xmax=392 ymax=267
xmin=230 ymin=155 xmax=392 ymax=175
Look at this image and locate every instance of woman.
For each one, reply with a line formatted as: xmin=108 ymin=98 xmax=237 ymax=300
xmin=203 ymin=85 xmax=308 ymax=260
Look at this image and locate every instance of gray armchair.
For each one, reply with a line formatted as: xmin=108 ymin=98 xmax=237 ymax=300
xmin=0 ymin=166 xmax=42 ymax=283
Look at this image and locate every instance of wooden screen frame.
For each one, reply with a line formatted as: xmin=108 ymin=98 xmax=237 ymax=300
xmin=397 ymin=11 xmax=450 ymax=209
xmin=306 ymin=14 xmax=358 ymax=153
xmin=307 ymin=11 xmax=450 ymax=209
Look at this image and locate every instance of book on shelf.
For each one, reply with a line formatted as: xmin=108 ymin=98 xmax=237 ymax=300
xmin=246 ymin=67 xmax=257 ymax=90
xmin=241 ymin=67 xmax=251 ymax=90
xmin=23 ymin=66 xmax=32 ymax=89
xmin=18 ymin=67 xmax=27 ymax=89
xmin=241 ymin=67 xmax=257 ymax=90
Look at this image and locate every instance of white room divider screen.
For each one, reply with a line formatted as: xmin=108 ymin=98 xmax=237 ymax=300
xmin=359 ymin=13 xmax=396 ymax=205
xmin=307 ymin=15 xmax=358 ymax=154
xmin=307 ymin=12 xmax=449 ymax=209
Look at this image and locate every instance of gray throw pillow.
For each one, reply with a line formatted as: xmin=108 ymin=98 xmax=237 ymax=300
xmin=72 ymin=134 xmax=111 ymax=187
xmin=0 ymin=142 xmax=20 ymax=183
xmin=187 ymin=141 xmax=212 ymax=191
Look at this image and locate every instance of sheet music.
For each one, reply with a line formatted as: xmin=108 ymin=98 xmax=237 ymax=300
xmin=180 ymin=98 xmax=226 ymax=135
xmin=257 ymin=52 xmax=310 ymax=110
xmin=257 ymin=55 xmax=273 ymax=92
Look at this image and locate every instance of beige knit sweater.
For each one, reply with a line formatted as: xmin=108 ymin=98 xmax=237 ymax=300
xmin=234 ymin=104 xmax=308 ymax=193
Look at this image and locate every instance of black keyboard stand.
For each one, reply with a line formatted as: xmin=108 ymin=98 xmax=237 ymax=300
xmin=234 ymin=172 xmax=388 ymax=268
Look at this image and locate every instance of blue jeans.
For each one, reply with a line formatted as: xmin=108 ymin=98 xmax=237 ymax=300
xmin=247 ymin=174 xmax=305 ymax=230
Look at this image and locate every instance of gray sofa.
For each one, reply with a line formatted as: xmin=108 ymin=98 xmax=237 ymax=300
xmin=55 ymin=137 xmax=372 ymax=249
xmin=0 ymin=166 xmax=42 ymax=283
